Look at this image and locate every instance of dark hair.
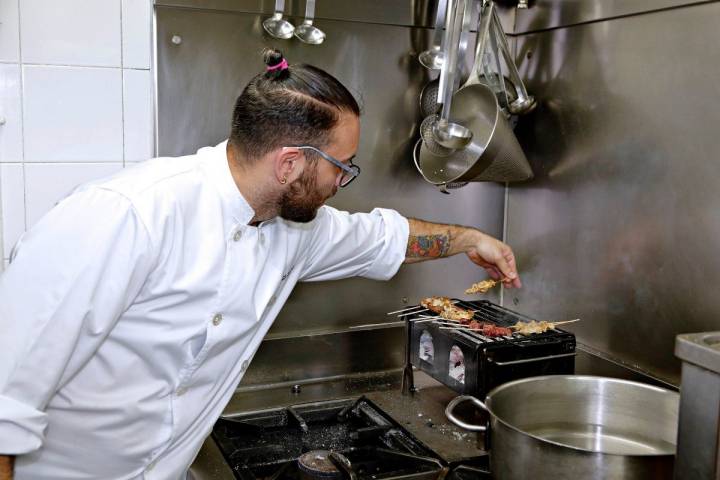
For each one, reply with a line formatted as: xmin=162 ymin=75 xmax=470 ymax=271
xmin=229 ymin=48 xmax=360 ymax=162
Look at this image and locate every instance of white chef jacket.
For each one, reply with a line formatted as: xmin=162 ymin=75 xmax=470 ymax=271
xmin=0 ymin=141 xmax=409 ymax=479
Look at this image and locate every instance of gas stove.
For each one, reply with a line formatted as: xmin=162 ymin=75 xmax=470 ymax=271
xmin=211 ymin=396 xmax=490 ymax=480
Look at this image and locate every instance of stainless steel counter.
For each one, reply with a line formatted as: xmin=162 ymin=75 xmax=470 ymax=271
xmin=189 ymin=347 xmax=676 ymax=479
xmin=189 ymin=371 xmax=485 ymax=479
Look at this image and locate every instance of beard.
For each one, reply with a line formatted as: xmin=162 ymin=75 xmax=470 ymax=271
xmin=279 ymin=165 xmax=332 ymax=223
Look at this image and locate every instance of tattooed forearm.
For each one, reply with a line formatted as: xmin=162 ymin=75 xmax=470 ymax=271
xmin=406 ymin=233 xmax=451 ymax=258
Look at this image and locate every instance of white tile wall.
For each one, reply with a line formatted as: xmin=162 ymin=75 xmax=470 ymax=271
xmin=23 ymin=66 xmax=124 ymax=162
xmin=0 ymin=0 xmax=155 ymax=261
xmin=20 ymin=0 xmax=122 ymax=67
xmin=24 ymin=163 xmax=124 ymax=227
xmin=0 ymin=0 xmax=20 ymax=62
xmin=123 ymin=69 xmax=154 ymax=161
xmin=0 ymin=164 xmax=25 ymax=257
xmin=0 ymin=64 xmax=23 ymax=162
xmin=122 ymin=0 xmax=152 ymax=69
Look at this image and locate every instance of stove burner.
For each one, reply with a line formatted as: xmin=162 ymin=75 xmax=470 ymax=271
xmin=211 ymin=397 xmax=446 ymax=480
xmin=297 ymin=450 xmax=346 ymax=479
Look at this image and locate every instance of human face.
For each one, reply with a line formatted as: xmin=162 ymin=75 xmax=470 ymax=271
xmin=279 ymin=113 xmax=360 ymax=222
xmin=312 ymin=112 xmax=360 ymax=195
xmin=294 ymin=146 xmax=360 ymax=187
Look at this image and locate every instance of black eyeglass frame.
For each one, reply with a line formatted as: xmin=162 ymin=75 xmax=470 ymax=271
xmin=293 ymin=145 xmax=361 ymax=187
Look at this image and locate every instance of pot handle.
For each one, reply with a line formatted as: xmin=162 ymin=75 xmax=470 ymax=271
xmin=445 ymin=395 xmax=488 ymax=431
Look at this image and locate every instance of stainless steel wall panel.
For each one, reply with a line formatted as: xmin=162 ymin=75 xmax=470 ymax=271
xmin=513 ymin=0 xmax=718 ymax=33
xmin=507 ymin=2 xmax=720 ymax=384
xmin=240 ymin=327 xmax=405 ymax=386
xmin=154 ymin=0 xmax=437 ymax=28
xmin=156 ymin=5 xmax=506 ymax=381
xmin=153 ymin=0 xmax=515 ymax=31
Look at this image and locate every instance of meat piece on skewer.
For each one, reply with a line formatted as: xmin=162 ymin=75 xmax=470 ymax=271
xmin=420 ymin=296 xmax=453 ymax=314
xmin=419 ymin=296 xmax=474 ymax=323
xmin=466 ymin=320 xmax=512 ymax=337
xmin=465 ymin=278 xmax=504 ymax=294
xmin=483 ymin=324 xmax=512 ymax=337
xmin=440 ymin=305 xmax=475 ymax=323
xmin=512 ymin=320 xmax=554 ymax=335
xmin=511 ymin=318 xmax=580 ymax=335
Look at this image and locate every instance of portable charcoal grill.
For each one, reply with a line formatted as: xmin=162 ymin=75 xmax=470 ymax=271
xmin=400 ymin=300 xmax=576 ymax=398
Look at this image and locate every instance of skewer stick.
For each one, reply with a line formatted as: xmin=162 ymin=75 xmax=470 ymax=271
xmin=552 ymin=318 xmax=581 ymax=326
xmin=510 ymin=318 xmax=581 ymax=329
xmin=387 ymin=305 xmax=425 ymax=316
xmin=387 ymin=299 xmax=461 ymax=316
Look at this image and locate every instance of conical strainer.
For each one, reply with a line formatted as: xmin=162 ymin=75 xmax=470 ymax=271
xmin=415 ymin=82 xmax=533 ymax=184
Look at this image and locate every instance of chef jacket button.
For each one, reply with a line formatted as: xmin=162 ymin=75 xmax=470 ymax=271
xmin=268 ymin=295 xmax=277 ymax=306
xmin=233 ymin=230 xmax=242 ymax=242
xmin=241 ymin=360 xmax=249 ymax=372
xmin=212 ymin=313 xmax=223 ymax=326
xmin=176 ymin=386 xmax=187 ymax=396
xmin=146 ymin=461 xmax=156 ymax=471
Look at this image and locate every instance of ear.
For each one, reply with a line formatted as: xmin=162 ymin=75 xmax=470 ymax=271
xmin=273 ymin=147 xmax=302 ymax=186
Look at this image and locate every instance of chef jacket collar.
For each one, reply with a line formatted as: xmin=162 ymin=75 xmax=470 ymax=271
xmin=201 ymin=140 xmax=257 ymax=229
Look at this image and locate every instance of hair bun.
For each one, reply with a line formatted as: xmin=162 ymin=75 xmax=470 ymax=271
xmin=262 ymin=48 xmax=285 ymax=68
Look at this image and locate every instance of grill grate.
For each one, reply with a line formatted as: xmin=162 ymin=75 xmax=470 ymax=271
xmin=411 ymin=299 xmax=566 ymax=345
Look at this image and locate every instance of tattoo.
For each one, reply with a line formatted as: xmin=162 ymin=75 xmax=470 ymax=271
xmin=406 ymin=234 xmax=451 ymax=258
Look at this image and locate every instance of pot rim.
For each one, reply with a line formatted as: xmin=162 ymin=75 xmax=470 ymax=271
xmin=483 ymin=375 xmax=679 ymax=457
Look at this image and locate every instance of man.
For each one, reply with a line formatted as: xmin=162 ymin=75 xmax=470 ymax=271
xmin=0 ymin=50 xmax=520 ymax=479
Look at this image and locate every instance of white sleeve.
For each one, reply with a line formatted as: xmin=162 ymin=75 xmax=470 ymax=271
xmin=0 ymin=187 xmax=156 ymax=455
xmin=298 ymin=206 xmax=409 ymax=282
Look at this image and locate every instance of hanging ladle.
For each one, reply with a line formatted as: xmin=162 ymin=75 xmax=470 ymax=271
xmin=418 ymin=0 xmax=449 ymax=70
xmin=294 ymin=0 xmax=326 ymax=45
xmin=432 ymin=0 xmax=473 ymax=150
xmin=263 ymin=0 xmax=295 ymax=40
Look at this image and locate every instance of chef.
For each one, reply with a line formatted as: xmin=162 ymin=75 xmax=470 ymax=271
xmin=0 ymin=49 xmax=521 ymax=480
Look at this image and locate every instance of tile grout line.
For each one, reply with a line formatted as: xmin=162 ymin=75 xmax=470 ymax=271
xmin=17 ymin=0 xmax=27 ymax=250
xmin=120 ymin=0 xmax=126 ymax=168
xmin=0 ymin=61 xmax=150 ymax=71
xmin=151 ymin=2 xmax=159 ymax=158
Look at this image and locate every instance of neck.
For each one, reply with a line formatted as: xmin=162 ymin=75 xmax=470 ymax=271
xmin=226 ymin=144 xmax=280 ymax=224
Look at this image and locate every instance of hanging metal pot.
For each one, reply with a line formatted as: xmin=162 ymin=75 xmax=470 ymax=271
xmin=415 ymin=82 xmax=533 ymax=184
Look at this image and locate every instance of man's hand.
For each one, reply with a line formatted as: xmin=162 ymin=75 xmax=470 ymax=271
xmin=0 ymin=456 xmax=14 ymax=480
xmin=404 ymin=218 xmax=521 ymax=288
xmin=465 ymin=229 xmax=521 ymax=289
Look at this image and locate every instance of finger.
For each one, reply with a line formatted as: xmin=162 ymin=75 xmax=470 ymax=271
xmin=485 ymin=267 xmax=501 ymax=280
xmin=506 ymin=274 xmax=522 ymax=289
xmin=503 ymin=248 xmax=521 ymax=288
xmin=493 ymin=252 xmax=516 ymax=281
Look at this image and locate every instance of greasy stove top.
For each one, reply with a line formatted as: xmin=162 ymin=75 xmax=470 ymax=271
xmin=212 ymin=397 xmax=450 ymax=479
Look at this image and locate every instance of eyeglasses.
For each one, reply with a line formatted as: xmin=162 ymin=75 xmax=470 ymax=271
xmin=294 ymin=145 xmax=361 ymax=187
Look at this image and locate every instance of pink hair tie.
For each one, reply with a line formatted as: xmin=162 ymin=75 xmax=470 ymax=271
xmin=266 ymin=59 xmax=289 ymax=72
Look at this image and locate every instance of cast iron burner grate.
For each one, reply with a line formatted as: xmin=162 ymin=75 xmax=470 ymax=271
xmin=211 ymin=397 xmax=446 ymax=480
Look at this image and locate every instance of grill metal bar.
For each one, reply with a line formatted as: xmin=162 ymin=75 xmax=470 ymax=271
xmin=490 ymin=352 xmax=577 ymax=366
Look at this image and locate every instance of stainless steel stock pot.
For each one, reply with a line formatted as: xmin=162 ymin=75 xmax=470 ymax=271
xmin=446 ymin=375 xmax=679 ymax=480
